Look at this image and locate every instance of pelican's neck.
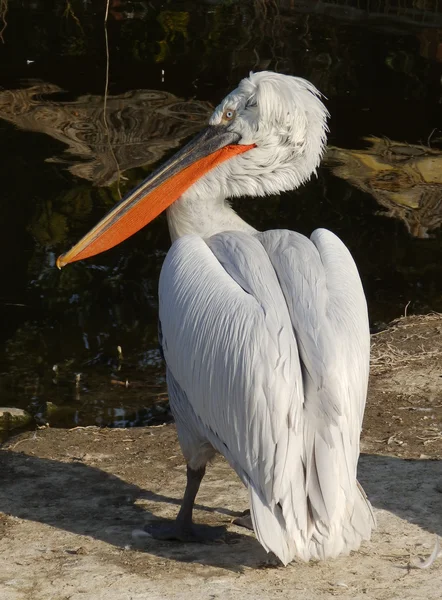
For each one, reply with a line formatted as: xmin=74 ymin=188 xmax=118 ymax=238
xmin=166 ymin=189 xmax=255 ymax=242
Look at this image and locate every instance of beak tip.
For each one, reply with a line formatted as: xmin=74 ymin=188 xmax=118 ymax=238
xmin=56 ymin=255 xmax=66 ymax=270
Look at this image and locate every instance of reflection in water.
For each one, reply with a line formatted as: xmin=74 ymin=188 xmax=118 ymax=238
xmin=325 ymin=137 xmax=442 ymax=238
xmin=0 ymin=84 xmax=211 ymax=186
xmin=0 ymin=1 xmax=441 ymax=433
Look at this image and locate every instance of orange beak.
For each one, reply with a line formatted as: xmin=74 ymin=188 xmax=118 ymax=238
xmin=56 ymin=126 xmax=255 ymax=268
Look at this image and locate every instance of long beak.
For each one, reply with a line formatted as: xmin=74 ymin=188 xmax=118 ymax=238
xmin=56 ymin=126 xmax=255 ymax=268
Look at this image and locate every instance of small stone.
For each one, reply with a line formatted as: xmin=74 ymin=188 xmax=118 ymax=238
xmin=0 ymin=408 xmax=32 ymax=432
xmin=66 ymin=546 xmax=88 ymax=555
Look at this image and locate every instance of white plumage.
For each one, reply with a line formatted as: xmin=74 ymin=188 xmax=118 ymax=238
xmin=160 ymin=72 xmax=374 ymax=564
xmin=160 ymin=229 xmax=373 ymax=564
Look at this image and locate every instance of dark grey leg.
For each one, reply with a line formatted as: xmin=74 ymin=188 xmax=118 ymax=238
xmin=144 ymin=465 xmax=226 ymax=542
xmin=174 ymin=465 xmax=205 ymax=535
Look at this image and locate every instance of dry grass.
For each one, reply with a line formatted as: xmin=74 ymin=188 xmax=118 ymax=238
xmin=371 ymin=343 xmax=442 ymax=374
xmin=370 ymin=312 xmax=442 ymax=375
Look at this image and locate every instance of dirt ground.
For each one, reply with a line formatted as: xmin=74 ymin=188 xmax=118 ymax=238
xmin=1 ymin=314 xmax=442 ymax=600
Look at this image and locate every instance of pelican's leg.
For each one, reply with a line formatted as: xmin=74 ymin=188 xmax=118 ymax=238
xmin=145 ymin=372 xmax=225 ymax=542
xmin=144 ymin=464 xmax=226 ymax=542
xmin=174 ymin=464 xmax=206 ymax=537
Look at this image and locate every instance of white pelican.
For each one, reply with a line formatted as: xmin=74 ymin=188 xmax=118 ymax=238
xmin=57 ymin=71 xmax=375 ymax=565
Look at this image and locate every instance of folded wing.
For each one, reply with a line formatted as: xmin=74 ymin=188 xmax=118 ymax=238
xmin=159 ymin=229 xmax=373 ymax=564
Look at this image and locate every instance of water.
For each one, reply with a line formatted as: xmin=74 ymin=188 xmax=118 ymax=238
xmin=0 ymin=1 xmax=441 ymax=431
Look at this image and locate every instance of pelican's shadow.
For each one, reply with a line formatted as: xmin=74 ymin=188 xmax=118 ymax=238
xmin=0 ymin=449 xmax=266 ymax=570
xmin=0 ymin=449 xmax=441 ymax=569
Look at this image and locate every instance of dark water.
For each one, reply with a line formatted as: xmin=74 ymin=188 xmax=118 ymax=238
xmin=0 ymin=1 xmax=441 ymax=431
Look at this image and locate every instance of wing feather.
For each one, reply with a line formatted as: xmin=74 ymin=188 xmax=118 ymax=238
xmin=160 ymin=233 xmax=303 ymax=498
xmin=159 ymin=228 xmax=373 ymax=563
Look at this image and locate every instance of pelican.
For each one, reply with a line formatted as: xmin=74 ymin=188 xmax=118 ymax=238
xmin=57 ymin=71 xmax=375 ymax=565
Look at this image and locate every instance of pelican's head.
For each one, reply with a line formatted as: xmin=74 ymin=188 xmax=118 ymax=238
xmin=57 ymin=71 xmax=328 ymax=267
xmin=206 ymin=71 xmax=328 ymax=197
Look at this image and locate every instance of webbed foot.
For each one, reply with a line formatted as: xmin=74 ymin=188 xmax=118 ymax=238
xmin=233 ymin=509 xmax=253 ymax=530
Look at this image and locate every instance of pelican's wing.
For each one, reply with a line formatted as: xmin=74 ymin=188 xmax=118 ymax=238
xmin=159 ymin=229 xmax=372 ymax=564
xmin=259 ymin=229 xmax=373 ymax=556
xmin=159 ymin=231 xmax=304 ymax=492
xmin=260 ymin=228 xmax=370 ymax=452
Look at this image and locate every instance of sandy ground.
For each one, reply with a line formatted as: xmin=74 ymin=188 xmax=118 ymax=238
xmin=1 ymin=314 xmax=442 ymax=600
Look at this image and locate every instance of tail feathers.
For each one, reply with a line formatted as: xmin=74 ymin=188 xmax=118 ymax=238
xmin=307 ymin=482 xmax=375 ymax=560
xmin=249 ymin=481 xmax=375 ymax=565
xmin=249 ymin=486 xmax=296 ymax=566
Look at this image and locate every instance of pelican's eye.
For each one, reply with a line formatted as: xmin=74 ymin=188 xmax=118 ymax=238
xmin=223 ymin=108 xmax=236 ymax=121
